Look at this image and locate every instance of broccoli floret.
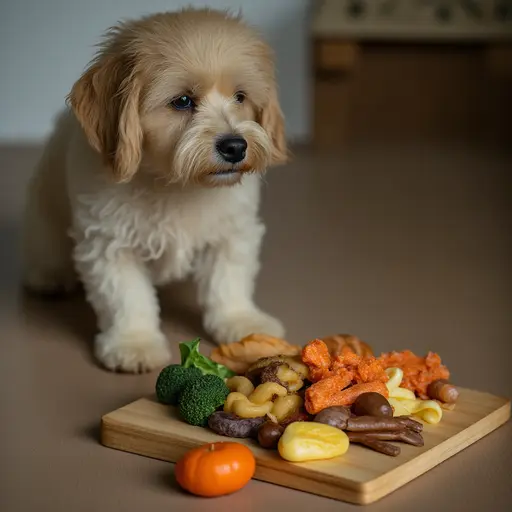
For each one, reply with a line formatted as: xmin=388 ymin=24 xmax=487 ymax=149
xmin=155 ymin=365 xmax=203 ymax=405
xmin=179 ymin=374 xmax=230 ymax=426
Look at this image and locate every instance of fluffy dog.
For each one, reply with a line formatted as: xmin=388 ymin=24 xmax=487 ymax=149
xmin=21 ymin=8 xmax=288 ymax=373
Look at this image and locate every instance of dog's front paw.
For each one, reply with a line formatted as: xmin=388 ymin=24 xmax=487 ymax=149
xmin=205 ymin=309 xmax=285 ymax=344
xmin=95 ymin=329 xmax=172 ymax=373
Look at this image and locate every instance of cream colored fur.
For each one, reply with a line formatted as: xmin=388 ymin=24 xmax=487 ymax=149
xmin=21 ymin=9 xmax=288 ymax=373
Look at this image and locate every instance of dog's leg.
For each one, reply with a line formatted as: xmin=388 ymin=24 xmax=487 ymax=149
xmin=195 ymin=220 xmax=285 ymax=343
xmin=73 ymin=240 xmax=171 ymax=372
xmin=21 ymin=152 xmax=78 ymax=296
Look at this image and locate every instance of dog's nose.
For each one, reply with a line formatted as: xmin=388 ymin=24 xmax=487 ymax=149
xmin=216 ymin=136 xmax=247 ymax=163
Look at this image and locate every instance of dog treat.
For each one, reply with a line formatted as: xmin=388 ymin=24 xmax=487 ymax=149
xmin=427 ymin=379 xmax=459 ymax=404
xmin=208 ymin=411 xmax=266 ymax=438
xmin=355 ymin=430 xmax=424 ymax=446
xmin=278 ymin=421 xmax=350 ymax=462
xmin=246 ymin=355 xmax=308 ymax=384
xmin=224 ymin=381 xmax=288 ymax=419
xmin=304 ymin=374 xmax=355 ymax=414
xmin=301 ymin=339 xmax=333 ymax=382
xmin=346 ymin=433 xmax=401 ymax=456
xmin=378 ymin=350 xmax=450 ymax=399
xmin=280 ymin=408 xmax=312 ymax=427
xmin=345 ymin=416 xmax=416 ymax=432
xmin=352 ymin=392 xmax=393 ymax=418
xmin=385 ymin=367 xmax=445 ymax=424
xmin=271 ymin=394 xmax=304 ymax=422
xmin=320 ymin=334 xmax=374 ymax=358
xmin=349 ymin=356 xmax=390 ymax=385
xmin=314 ymin=411 xmax=422 ymax=433
xmin=210 ymin=334 xmax=301 ymax=375
xmin=257 ymin=421 xmax=285 ymax=449
xmin=248 ymin=382 xmax=288 ymax=405
xmin=306 ymin=380 xmax=389 ymax=415
xmin=224 ymin=392 xmax=274 ymax=418
xmin=226 ymin=376 xmax=255 ymax=397
xmin=313 ymin=406 xmax=352 ymax=429
xmin=171 ymin=334 xmax=457 ymax=465
xmin=260 ymin=362 xmax=305 ymax=392
xmin=393 ymin=398 xmax=444 ymax=424
xmin=395 ymin=416 xmax=424 ymax=433
xmin=302 ymin=339 xmax=388 ymax=387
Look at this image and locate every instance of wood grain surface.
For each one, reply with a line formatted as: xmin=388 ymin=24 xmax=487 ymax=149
xmin=100 ymin=387 xmax=510 ymax=504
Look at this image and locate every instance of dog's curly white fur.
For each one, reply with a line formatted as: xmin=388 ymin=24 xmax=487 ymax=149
xmin=21 ymin=9 xmax=288 ymax=373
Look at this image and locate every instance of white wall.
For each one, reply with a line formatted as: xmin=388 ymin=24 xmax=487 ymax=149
xmin=0 ymin=0 xmax=311 ymax=143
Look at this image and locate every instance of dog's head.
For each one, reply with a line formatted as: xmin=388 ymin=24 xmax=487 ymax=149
xmin=67 ymin=8 xmax=288 ymax=187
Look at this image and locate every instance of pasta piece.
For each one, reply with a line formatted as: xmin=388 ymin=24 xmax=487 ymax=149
xmin=408 ymin=399 xmax=443 ymax=424
xmin=389 ymin=387 xmax=416 ymax=400
xmin=385 ymin=367 xmax=443 ymax=424
xmin=388 ymin=398 xmax=412 ymax=417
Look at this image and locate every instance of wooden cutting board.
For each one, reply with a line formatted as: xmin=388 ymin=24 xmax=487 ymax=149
xmin=100 ymin=387 xmax=510 ymax=505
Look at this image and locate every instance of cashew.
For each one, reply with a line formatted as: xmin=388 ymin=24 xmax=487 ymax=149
xmin=248 ymin=382 xmax=288 ymax=405
xmin=224 ymin=382 xmax=288 ymax=419
xmin=226 ymin=376 xmax=254 ymax=397
xmin=232 ymin=397 xmax=274 ymax=418
xmin=224 ymin=392 xmax=248 ymax=413
xmin=276 ymin=365 xmax=304 ymax=392
xmin=271 ymin=394 xmax=304 ymax=422
xmin=281 ymin=356 xmax=309 ymax=380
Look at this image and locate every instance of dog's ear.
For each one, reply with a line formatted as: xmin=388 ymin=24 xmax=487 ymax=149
xmin=259 ymin=85 xmax=289 ymax=166
xmin=67 ymin=53 xmax=143 ymax=183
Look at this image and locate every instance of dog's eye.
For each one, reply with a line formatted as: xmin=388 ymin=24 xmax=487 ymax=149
xmin=170 ymin=95 xmax=195 ymax=111
xmin=234 ymin=91 xmax=246 ymax=104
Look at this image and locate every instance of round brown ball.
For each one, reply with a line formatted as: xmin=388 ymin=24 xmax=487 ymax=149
xmin=257 ymin=421 xmax=285 ymax=449
xmin=352 ymin=392 xmax=393 ymax=417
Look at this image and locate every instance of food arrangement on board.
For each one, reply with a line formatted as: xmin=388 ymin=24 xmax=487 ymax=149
xmin=156 ymin=334 xmax=460 ymax=497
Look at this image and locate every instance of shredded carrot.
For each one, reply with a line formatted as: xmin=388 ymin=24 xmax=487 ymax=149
xmin=305 ymin=381 xmax=389 ymax=415
xmin=378 ymin=350 xmax=450 ymax=399
xmin=353 ymin=357 xmax=389 ymax=384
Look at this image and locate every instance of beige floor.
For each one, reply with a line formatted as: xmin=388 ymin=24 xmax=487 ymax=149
xmin=0 ymin=141 xmax=510 ymax=511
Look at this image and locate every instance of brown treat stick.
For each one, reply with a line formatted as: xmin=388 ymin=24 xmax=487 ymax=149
xmin=350 ymin=429 xmax=424 ymax=447
xmin=427 ymin=379 xmax=459 ymax=404
xmin=395 ymin=416 xmax=424 ymax=433
xmin=347 ymin=433 xmax=401 ymax=456
xmin=346 ymin=416 xmax=409 ymax=432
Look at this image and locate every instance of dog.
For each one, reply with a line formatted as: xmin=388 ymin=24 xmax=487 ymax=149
xmin=21 ymin=8 xmax=288 ymax=373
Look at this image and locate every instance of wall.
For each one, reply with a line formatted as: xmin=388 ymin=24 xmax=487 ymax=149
xmin=0 ymin=0 xmax=311 ymax=143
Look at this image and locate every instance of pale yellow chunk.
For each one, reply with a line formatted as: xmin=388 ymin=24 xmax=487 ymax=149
xmin=278 ymin=422 xmax=349 ymax=462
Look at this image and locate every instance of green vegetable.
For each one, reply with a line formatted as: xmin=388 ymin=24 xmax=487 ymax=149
xmin=179 ymin=374 xmax=230 ymax=426
xmin=180 ymin=338 xmax=235 ymax=379
xmin=155 ymin=365 xmax=203 ymax=405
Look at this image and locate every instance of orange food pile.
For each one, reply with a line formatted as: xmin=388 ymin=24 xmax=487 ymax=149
xmin=378 ymin=350 xmax=450 ymax=400
xmin=302 ymin=339 xmax=389 ymax=415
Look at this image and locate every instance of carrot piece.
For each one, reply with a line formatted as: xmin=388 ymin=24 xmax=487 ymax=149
xmin=308 ymin=367 xmax=333 ymax=382
xmin=302 ymin=339 xmax=333 ymax=382
xmin=331 ymin=348 xmax=360 ymax=373
xmin=305 ymin=381 xmax=389 ymax=415
xmin=302 ymin=339 xmax=332 ymax=369
xmin=304 ymin=373 xmax=354 ymax=415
